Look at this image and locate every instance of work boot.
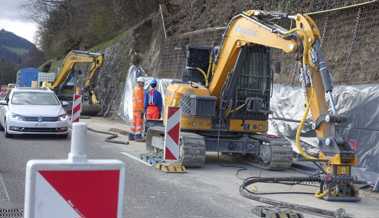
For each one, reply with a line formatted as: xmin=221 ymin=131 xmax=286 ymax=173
xmin=135 ymin=134 xmax=145 ymax=142
xmin=128 ymin=133 xmax=135 ymax=141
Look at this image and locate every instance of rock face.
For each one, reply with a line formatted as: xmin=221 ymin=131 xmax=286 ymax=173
xmin=93 ymin=0 xmax=379 ymax=116
xmin=158 ymin=0 xmax=379 ymax=84
xmin=94 ymin=14 xmax=163 ymax=116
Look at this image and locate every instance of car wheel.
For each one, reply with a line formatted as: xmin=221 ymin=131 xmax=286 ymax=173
xmin=4 ymin=122 xmax=12 ymax=138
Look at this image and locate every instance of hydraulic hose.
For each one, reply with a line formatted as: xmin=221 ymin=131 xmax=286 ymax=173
xmin=87 ymin=127 xmax=129 ymax=145
xmin=295 ymin=98 xmax=318 ymax=160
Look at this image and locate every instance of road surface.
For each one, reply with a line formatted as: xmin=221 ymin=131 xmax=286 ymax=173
xmin=0 ymin=122 xmax=378 ymax=218
xmin=0 ymin=130 xmax=253 ymax=218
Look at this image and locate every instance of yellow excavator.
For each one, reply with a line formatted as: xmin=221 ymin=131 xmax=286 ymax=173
xmin=146 ymin=10 xmax=359 ymax=201
xmin=44 ymin=50 xmax=104 ymax=115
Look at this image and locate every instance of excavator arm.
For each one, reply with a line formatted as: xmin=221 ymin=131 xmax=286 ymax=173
xmin=208 ymin=11 xmax=297 ymax=97
xmin=209 ymin=10 xmax=358 ymax=201
xmin=50 ymin=50 xmax=104 ymax=90
xmin=209 ymin=10 xmax=356 ymax=163
xmin=44 ymin=50 xmax=104 ymax=115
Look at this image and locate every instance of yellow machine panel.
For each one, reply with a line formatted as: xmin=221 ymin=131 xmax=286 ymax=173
xmin=164 ymin=83 xmax=212 ymax=130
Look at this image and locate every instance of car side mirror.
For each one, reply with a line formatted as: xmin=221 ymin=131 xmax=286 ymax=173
xmin=61 ymin=101 xmax=70 ymax=107
xmin=0 ymin=100 xmax=8 ymax=105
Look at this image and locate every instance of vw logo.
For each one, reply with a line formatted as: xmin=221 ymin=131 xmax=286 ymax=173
xmin=38 ymin=117 xmax=43 ymax=122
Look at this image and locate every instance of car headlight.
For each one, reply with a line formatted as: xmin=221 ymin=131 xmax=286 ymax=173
xmin=9 ymin=113 xmax=24 ymax=121
xmin=58 ymin=113 xmax=68 ymax=121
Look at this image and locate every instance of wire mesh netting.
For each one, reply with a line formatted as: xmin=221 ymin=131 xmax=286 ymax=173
xmin=159 ymin=1 xmax=379 ymax=85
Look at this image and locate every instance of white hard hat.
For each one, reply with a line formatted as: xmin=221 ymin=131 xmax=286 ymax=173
xmin=137 ymin=77 xmax=144 ymax=83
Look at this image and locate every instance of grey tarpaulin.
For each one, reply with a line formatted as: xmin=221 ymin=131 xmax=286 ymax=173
xmin=269 ymin=84 xmax=379 ymax=180
xmin=118 ymin=65 xmax=174 ymax=122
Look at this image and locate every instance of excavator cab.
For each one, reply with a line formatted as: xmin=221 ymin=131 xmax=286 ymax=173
xmin=183 ymin=45 xmax=273 ymax=132
xmin=182 ymin=46 xmax=212 ymax=86
xmin=220 ymin=45 xmax=272 ymax=130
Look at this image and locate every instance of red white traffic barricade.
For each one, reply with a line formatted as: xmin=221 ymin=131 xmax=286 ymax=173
xmin=24 ymin=123 xmax=125 ymax=218
xmin=164 ymin=107 xmax=181 ymax=161
xmin=71 ymin=94 xmax=82 ymax=123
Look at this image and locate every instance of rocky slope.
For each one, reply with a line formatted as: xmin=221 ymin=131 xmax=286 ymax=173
xmin=87 ymin=0 xmax=379 ymax=116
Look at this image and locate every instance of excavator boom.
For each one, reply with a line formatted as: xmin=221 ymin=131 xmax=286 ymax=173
xmin=211 ymin=10 xmax=358 ymax=201
xmin=51 ymin=50 xmax=104 ymax=90
xmin=45 ymin=50 xmax=104 ymax=115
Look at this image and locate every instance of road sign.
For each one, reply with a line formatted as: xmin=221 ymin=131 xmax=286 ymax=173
xmin=164 ymin=107 xmax=181 ymax=161
xmin=72 ymin=94 xmax=82 ymax=123
xmin=24 ymin=123 xmax=126 ymax=218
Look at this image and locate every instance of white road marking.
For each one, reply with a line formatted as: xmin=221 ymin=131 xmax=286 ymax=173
xmin=120 ymin=152 xmax=152 ymax=167
xmin=0 ymin=173 xmax=10 ymax=201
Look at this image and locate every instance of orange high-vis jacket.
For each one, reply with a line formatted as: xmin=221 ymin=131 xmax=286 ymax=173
xmin=133 ymin=86 xmax=144 ymax=112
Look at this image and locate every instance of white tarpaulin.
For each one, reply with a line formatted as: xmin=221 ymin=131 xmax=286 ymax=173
xmin=269 ymin=84 xmax=379 ymax=176
xmin=119 ymin=65 xmax=174 ymax=122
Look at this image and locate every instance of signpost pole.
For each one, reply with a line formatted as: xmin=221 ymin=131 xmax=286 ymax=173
xmin=24 ymin=122 xmax=125 ymax=218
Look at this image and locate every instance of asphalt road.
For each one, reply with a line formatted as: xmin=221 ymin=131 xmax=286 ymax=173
xmin=1 ymin=126 xmax=378 ymax=218
xmin=0 ymin=131 xmax=253 ymax=218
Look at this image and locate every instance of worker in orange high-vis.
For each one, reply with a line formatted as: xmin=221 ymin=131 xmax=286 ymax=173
xmin=129 ymin=77 xmax=145 ymax=141
xmin=144 ymin=79 xmax=162 ymax=120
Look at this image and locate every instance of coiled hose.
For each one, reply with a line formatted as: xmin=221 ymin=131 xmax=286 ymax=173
xmin=87 ymin=127 xmax=129 ymax=145
xmin=240 ymin=176 xmax=353 ymax=218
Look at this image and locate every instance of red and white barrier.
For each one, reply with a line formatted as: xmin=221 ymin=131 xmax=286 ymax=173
xmin=24 ymin=123 xmax=126 ymax=218
xmin=71 ymin=94 xmax=82 ymax=123
xmin=164 ymin=107 xmax=181 ymax=161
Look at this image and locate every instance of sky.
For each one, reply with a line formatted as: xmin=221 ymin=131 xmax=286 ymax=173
xmin=0 ymin=0 xmax=38 ymax=43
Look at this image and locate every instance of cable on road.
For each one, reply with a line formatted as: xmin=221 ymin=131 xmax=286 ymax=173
xmin=240 ymin=185 xmax=351 ymax=218
xmin=239 ymin=176 xmax=353 ymax=218
xmin=87 ymin=127 xmax=129 ymax=145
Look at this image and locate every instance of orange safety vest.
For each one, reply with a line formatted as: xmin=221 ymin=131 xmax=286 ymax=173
xmin=133 ymin=86 xmax=144 ymax=112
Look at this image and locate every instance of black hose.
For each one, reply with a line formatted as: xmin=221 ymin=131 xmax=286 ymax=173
xmin=239 ymin=175 xmax=359 ymax=218
xmin=87 ymin=127 xmax=129 ymax=145
xmin=241 ymin=176 xmax=320 ymax=195
xmin=239 ymin=185 xmax=352 ymax=218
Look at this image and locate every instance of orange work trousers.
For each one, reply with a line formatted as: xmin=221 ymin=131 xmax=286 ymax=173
xmin=131 ymin=111 xmax=143 ymax=134
xmin=146 ymin=105 xmax=160 ymax=120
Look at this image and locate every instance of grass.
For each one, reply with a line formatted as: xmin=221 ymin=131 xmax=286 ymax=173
xmin=91 ymin=29 xmax=129 ymax=51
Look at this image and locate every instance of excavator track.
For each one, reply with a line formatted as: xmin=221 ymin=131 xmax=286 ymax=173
xmin=180 ymin=132 xmax=206 ymax=168
xmin=145 ymin=127 xmax=206 ymax=168
xmin=253 ymin=136 xmax=293 ymax=170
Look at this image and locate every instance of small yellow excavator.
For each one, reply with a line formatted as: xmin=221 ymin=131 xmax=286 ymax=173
xmin=44 ymin=50 xmax=104 ymax=115
xmin=146 ymin=10 xmax=359 ymax=201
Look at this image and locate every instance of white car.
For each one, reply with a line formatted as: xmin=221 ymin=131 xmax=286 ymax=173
xmin=0 ymin=87 xmax=70 ymax=138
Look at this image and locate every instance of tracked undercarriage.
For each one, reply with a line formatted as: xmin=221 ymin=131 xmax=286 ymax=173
xmin=145 ymin=126 xmax=292 ymax=170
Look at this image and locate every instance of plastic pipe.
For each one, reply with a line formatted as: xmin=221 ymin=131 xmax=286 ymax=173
xmin=68 ymin=122 xmax=88 ymax=162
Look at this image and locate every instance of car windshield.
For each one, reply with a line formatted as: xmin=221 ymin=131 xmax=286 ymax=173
xmin=11 ymin=92 xmax=60 ymax=105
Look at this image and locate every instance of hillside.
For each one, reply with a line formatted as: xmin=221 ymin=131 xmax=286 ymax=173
xmin=0 ymin=29 xmax=34 ymax=64
xmin=0 ymin=29 xmax=44 ymax=84
xmin=33 ymin=0 xmax=379 ymax=116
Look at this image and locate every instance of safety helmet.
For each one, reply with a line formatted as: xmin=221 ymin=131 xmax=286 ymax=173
xmin=150 ymin=79 xmax=158 ymax=86
xmin=137 ymin=77 xmax=144 ymax=83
